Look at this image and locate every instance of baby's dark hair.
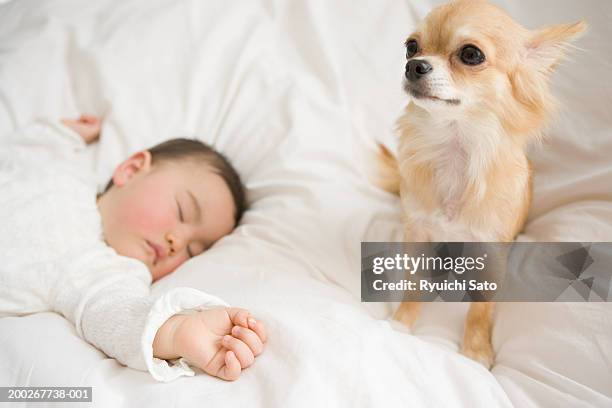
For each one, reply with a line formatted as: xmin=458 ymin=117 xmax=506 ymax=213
xmin=103 ymin=138 xmax=247 ymax=225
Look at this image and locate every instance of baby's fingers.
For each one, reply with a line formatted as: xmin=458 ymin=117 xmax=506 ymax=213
xmin=227 ymin=308 xmax=251 ymax=328
xmin=216 ymin=351 xmax=241 ymax=381
xmin=248 ymin=318 xmax=267 ymax=343
xmin=222 ymin=335 xmax=255 ymax=368
xmin=225 ymin=309 xmax=267 ymax=344
xmin=79 ymin=114 xmax=100 ymax=124
xmin=231 ymin=326 xmax=264 ymax=356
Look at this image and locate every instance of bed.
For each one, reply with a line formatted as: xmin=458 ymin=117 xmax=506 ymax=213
xmin=0 ymin=0 xmax=611 ymax=406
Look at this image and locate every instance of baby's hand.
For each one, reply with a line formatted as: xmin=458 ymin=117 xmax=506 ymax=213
xmin=61 ymin=114 xmax=101 ymax=144
xmin=153 ymin=308 xmax=267 ymax=381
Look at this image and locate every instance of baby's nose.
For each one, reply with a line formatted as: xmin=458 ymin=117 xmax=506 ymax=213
xmin=165 ymin=234 xmax=178 ymax=256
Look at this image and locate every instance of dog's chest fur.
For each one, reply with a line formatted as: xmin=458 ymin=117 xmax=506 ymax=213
xmin=432 ymin=122 xmax=468 ymax=219
xmin=398 ymin=113 xmax=508 ymax=241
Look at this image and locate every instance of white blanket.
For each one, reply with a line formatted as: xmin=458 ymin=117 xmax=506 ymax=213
xmin=0 ymin=0 xmax=610 ymax=406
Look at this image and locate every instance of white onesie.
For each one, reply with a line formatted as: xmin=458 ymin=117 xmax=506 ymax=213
xmin=0 ymin=119 xmax=228 ymax=382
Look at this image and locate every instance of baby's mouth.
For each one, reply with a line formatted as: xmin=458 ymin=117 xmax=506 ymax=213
xmin=146 ymin=240 xmax=160 ymax=265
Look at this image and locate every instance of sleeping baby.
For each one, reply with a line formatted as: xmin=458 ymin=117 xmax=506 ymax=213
xmin=0 ymin=114 xmax=266 ymax=382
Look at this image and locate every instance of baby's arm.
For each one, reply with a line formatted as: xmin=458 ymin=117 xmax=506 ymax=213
xmin=4 ymin=118 xmax=90 ymax=162
xmin=153 ymin=308 xmax=267 ymax=381
xmin=52 ymin=246 xmax=265 ymax=382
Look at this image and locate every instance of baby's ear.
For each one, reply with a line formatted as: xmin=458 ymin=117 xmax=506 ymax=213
xmin=112 ymin=150 xmax=152 ymax=186
xmin=525 ymin=21 xmax=586 ymax=75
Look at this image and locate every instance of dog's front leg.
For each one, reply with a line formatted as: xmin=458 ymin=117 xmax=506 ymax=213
xmin=394 ymin=220 xmax=426 ymax=329
xmin=393 ymin=301 xmax=422 ymax=329
xmin=461 ymin=302 xmax=495 ymax=369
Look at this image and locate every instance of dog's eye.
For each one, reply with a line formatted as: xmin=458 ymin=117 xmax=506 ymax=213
xmin=459 ymin=44 xmax=485 ymax=65
xmin=405 ymin=39 xmax=419 ymax=59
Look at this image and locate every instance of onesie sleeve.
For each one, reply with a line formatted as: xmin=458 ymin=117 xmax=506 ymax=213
xmin=52 ymin=245 xmax=229 ymax=382
xmin=4 ymin=118 xmax=87 ymax=162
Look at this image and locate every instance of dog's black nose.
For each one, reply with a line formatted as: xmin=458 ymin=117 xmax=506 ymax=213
xmin=405 ymin=59 xmax=433 ymax=81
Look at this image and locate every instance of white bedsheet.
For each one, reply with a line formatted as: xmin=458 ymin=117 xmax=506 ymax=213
xmin=0 ymin=0 xmax=611 ymax=407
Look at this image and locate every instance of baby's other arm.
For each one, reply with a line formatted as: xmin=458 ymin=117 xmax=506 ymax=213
xmin=61 ymin=114 xmax=101 ymax=144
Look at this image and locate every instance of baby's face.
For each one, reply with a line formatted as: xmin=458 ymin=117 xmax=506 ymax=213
xmin=97 ymin=152 xmax=236 ymax=281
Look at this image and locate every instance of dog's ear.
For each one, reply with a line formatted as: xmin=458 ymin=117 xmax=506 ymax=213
xmin=506 ymin=21 xmax=586 ymax=137
xmin=524 ymin=21 xmax=587 ymax=75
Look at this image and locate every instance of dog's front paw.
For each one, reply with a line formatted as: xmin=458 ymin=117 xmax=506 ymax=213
xmin=460 ymin=342 xmax=494 ymax=370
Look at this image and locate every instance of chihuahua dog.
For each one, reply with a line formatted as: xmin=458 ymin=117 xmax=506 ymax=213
xmin=379 ymin=0 xmax=585 ymax=368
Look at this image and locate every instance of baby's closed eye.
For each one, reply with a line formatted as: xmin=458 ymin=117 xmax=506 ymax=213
xmin=176 ymin=199 xmax=185 ymax=222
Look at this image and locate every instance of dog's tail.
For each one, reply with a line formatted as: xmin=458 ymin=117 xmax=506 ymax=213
xmin=376 ymin=143 xmax=401 ymax=195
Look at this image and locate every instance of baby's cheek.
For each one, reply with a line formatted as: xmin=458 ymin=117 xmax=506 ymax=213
xmin=118 ymin=196 xmax=174 ymax=236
